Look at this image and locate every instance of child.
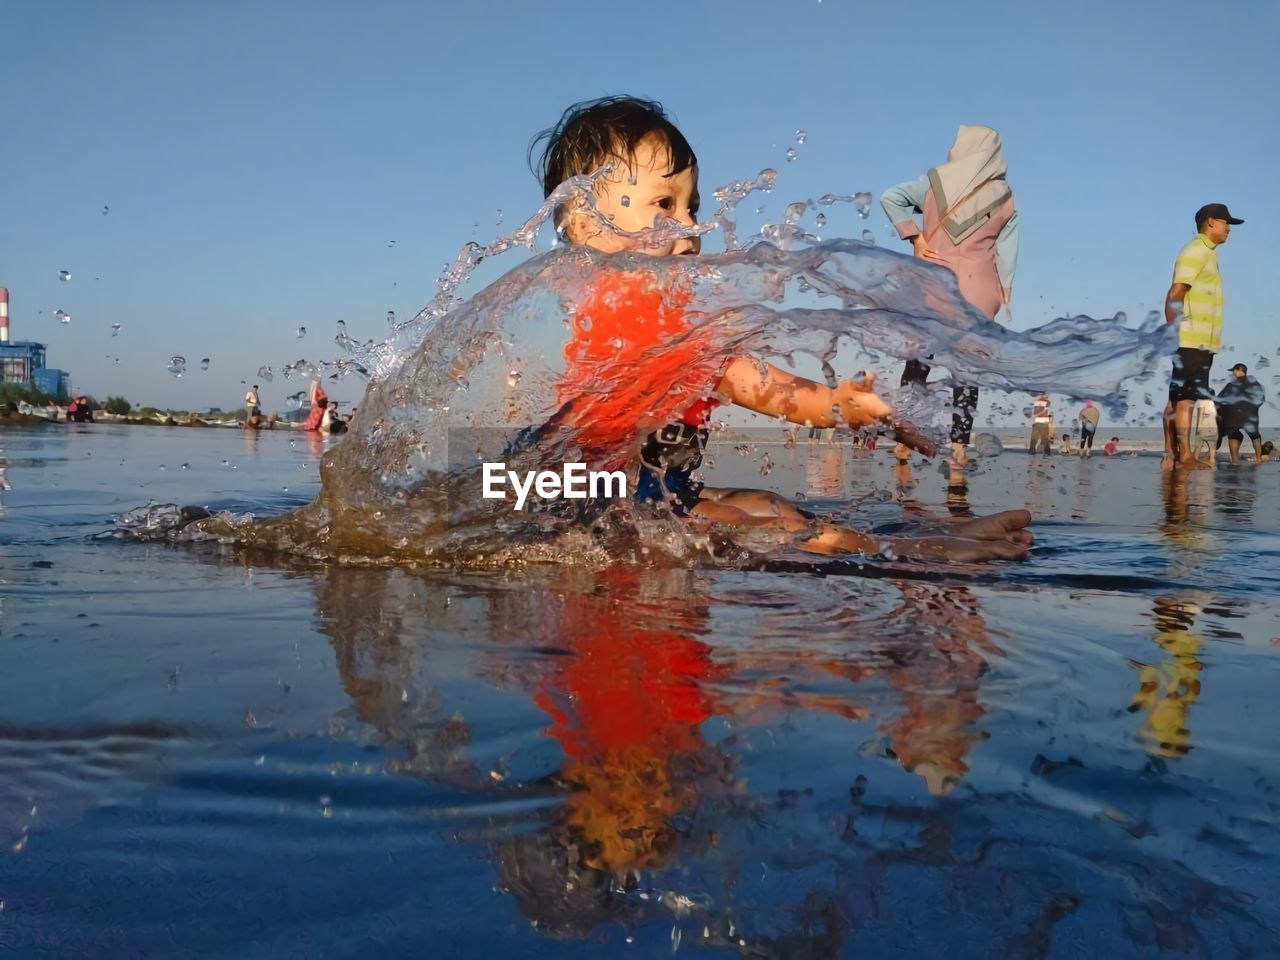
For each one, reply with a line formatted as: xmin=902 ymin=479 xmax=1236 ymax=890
xmin=532 ymin=96 xmax=1030 ymax=561
xmin=1059 ymin=433 xmax=1072 ymax=455
xmin=1104 ymin=437 xmax=1119 ymax=456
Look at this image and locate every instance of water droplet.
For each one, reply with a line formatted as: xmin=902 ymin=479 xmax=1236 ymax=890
xmin=387 ymin=239 xmax=396 ymax=248
xmin=784 ymin=147 xmax=798 ymax=162
xmin=200 ymin=358 xmax=210 ymax=371
xmin=257 ymin=365 xmax=273 ymax=382
xmin=386 ymin=310 xmax=397 ymax=326
xmin=861 ymin=229 xmax=876 ymax=244
xmin=167 ymin=355 xmax=186 ymax=378
xmin=221 ymin=459 xmax=229 ymax=467
xmin=853 ymin=191 xmax=873 ymax=218
xmin=180 ymin=463 xmax=190 ymax=470
xmin=815 ymin=212 xmax=827 ymax=228
xmin=620 ymin=195 xmax=630 ymax=207
xmin=58 ymin=269 xmax=71 ymax=282
xmin=755 ymin=205 xmax=765 ymax=215
xmin=55 ymin=309 xmax=71 ymax=324
xmin=1114 ymin=311 xmax=1127 ymax=324
xmin=507 ymin=369 xmax=522 ymax=387
xmin=102 ymin=205 xmax=109 ymax=215
xmin=795 ymin=129 xmax=807 ymax=144
xmin=158 ymin=464 xmax=166 ymax=471
xmin=495 ymin=208 xmax=503 ymax=224
xmin=282 ymin=485 xmax=289 ymax=492
xmin=296 ymin=326 xmax=306 ymax=339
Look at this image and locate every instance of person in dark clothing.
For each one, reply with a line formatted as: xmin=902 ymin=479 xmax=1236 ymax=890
xmin=1215 ymin=363 xmax=1265 ymax=464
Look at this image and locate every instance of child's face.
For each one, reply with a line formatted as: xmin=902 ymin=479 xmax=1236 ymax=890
xmin=565 ymin=136 xmax=700 ymax=257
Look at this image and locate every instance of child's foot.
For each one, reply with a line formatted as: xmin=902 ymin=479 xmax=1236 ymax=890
xmin=893 ymin=442 xmax=911 ymax=462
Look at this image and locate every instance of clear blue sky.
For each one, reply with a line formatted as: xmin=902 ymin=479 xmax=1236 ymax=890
xmin=3 ymin=0 xmax=1278 ymax=414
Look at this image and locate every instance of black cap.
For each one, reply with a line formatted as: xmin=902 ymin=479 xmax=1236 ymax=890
xmin=1196 ymin=203 xmax=1244 ymax=226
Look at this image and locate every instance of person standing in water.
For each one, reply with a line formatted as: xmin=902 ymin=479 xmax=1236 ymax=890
xmin=303 ymin=379 xmax=329 ymax=432
xmin=1079 ymin=399 xmax=1101 ymax=457
xmin=1029 ymin=393 xmax=1053 ymax=455
xmin=1162 ymin=203 xmax=1243 ymax=469
xmin=1216 ymin=362 xmax=1265 ymax=464
xmin=244 ymin=384 xmax=261 ymax=421
xmin=881 ymin=125 xmax=1021 ymax=466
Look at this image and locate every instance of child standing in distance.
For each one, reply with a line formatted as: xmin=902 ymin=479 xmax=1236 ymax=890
xmin=531 ymin=96 xmax=1031 ymax=561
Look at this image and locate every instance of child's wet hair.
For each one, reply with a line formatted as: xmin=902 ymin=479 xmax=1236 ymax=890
xmin=529 ymin=95 xmax=697 ymax=203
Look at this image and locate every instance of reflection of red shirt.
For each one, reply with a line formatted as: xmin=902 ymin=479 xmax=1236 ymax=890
xmin=556 ymin=271 xmax=726 ymax=467
xmin=533 ymin=568 xmax=718 ymax=759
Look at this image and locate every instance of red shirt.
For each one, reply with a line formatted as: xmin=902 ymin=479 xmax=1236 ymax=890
xmin=556 ymin=271 xmax=726 ymax=467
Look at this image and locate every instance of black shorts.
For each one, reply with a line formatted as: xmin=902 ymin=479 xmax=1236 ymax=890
xmin=1224 ymin=417 xmax=1261 ymax=442
xmin=1169 ymin=348 xmax=1214 ymax=404
xmin=635 ymin=422 xmax=707 ymax=515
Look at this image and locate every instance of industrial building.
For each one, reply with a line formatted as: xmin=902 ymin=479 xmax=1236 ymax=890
xmin=0 ymin=287 xmax=72 ymax=400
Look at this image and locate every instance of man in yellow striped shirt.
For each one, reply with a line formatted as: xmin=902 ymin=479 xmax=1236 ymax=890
xmin=1162 ymin=203 xmax=1243 ymax=468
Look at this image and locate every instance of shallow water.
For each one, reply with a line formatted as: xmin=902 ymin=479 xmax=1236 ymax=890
xmin=3 ymin=424 xmax=1280 ymax=957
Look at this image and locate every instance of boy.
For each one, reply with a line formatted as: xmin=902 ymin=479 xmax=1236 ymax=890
xmin=532 ymin=96 xmax=1030 ymax=561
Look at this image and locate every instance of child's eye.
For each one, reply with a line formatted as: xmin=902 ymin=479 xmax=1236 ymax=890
xmin=655 ymin=197 xmax=674 ymax=210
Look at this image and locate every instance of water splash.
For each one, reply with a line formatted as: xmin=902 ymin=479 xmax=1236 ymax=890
xmin=125 ymin=166 xmax=1172 ymax=564
xmin=59 ymin=269 xmax=71 ymax=282
xmin=55 ymin=309 xmax=71 ymax=324
xmin=167 ymin=356 xmax=186 ymax=378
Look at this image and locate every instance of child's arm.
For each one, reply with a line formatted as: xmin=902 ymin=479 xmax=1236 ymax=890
xmin=714 ymin=358 xmax=934 ymax=455
xmin=716 ymin=357 xmax=889 ymax=427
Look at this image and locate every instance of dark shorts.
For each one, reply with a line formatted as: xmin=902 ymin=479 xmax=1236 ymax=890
xmin=1169 ymin=348 xmax=1214 ymax=404
xmin=1224 ymin=417 xmax=1261 ymax=442
xmin=635 ymin=422 xmax=707 ymax=515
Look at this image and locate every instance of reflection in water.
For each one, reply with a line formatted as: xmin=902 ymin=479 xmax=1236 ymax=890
xmin=1129 ymin=596 xmax=1204 ymax=758
xmin=879 ymin=582 xmax=993 ymax=796
xmin=804 ymin=445 xmax=846 ymax=501
xmin=310 ymin=556 xmax=1007 ymax=945
xmin=1159 ymin=469 xmax=1213 ymax=556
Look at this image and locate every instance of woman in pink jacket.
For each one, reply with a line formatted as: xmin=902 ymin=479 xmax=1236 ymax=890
xmin=881 ymin=125 xmax=1020 ymax=464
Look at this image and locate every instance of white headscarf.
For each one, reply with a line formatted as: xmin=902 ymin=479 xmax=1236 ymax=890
xmin=927 ymin=125 xmax=1011 ymax=245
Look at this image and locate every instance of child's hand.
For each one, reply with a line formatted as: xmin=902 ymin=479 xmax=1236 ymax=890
xmin=834 ymin=375 xmax=892 ymax=428
xmin=835 ymin=372 xmax=937 ymax=457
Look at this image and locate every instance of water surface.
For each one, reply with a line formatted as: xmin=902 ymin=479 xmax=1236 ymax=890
xmin=2 ymin=424 xmax=1278 ymax=957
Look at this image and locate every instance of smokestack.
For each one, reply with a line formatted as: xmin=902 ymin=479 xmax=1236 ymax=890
xmin=0 ymin=287 xmax=8 ymax=343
